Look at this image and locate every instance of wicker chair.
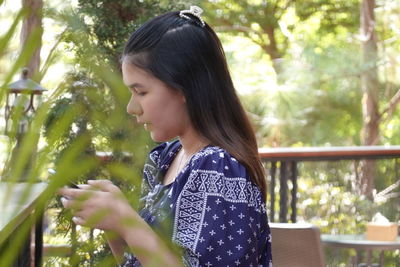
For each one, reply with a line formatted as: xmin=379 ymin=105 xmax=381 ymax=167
xmin=270 ymin=223 xmax=326 ymax=267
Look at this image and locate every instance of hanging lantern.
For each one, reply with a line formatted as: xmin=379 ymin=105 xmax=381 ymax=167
xmin=5 ymin=68 xmax=46 ymax=134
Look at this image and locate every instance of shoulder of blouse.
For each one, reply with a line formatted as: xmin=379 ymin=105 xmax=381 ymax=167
xmin=186 ymin=145 xmax=249 ymax=178
xmin=148 ymin=140 xmax=180 ymax=167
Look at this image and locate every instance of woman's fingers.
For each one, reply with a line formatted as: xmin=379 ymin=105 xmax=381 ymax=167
xmin=77 ymin=184 xmax=91 ymax=190
xmin=59 ymin=187 xmax=97 ymax=213
xmin=58 ymin=187 xmax=82 ymax=199
xmin=72 ymin=216 xmax=85 ymax=225
xmin=59 ymin=180 xmax=129 ymax=231
xmin=60 ymin=197 xmax=72 ymax=208
xmin=60 ymin=196 xmax=87 ymax=211
xmin=88 ymin=180 xmax=120 ymax=194
xmin=59 ymin=180 xmax=120 ymax=195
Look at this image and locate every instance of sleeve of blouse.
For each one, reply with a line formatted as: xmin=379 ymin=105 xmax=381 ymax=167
xmin=172 ymin=149 xmax=272 ymax=267
xmin=119 ymin=142 xmax=168 ymax=267
xmin=140 ymin=142 xmax=168 ymax=200
xmin=119 ymin=253 xmax=141 ymax=267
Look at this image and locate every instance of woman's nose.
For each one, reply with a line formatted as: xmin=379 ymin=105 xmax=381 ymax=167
xmin=126 ymin=95 xmax=143 ymax=116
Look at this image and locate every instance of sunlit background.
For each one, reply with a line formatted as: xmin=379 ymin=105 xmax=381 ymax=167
xmin=0 ymin=1 xmax=399 ymax=265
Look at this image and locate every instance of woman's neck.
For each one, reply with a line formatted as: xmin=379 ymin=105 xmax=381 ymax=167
xmin=178 ymin=129 xmax=209 ymax=156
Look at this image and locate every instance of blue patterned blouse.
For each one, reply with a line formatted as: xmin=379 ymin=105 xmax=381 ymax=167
xmin=121 ymin=140 xmax=272 ymax=266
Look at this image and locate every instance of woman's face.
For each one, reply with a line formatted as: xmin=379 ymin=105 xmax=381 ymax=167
xmin=122 ymin=60 xmax=190 ymax=142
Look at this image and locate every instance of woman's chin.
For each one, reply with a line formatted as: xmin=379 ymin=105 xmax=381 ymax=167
xmin=150 ymin=132 xmax=176 ymax=143
xmin=149 ymin=133 xmax=165 ymax=143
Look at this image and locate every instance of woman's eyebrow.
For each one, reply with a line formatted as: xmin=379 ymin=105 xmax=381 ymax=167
xmin=127 ymin=82 xmax=144 ymax=89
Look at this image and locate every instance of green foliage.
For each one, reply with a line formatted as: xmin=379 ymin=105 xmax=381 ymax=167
xmin=40 ymin=1 xmax=191 ymax=265
xmin=201 ymin=0 xmax=288 ymax=62
xmin=203 ymin=0 xmax=399 ymax=147
xmin=279 ymin=45 xmax=363 ymax=146
xmin=240 ymin=41 xmax=364 ymax=146
xmin=69 ymin=0 xmax=189 ymax=70
xmin=0 ymin=0 xmax=190 ymax=265
xmin=201 ymin=0 xmax=360 ymax=77
xmin=295 ymin=0 xmax=360 ymax=34
xmin=234 ymin=0 xmax=399 ymax=148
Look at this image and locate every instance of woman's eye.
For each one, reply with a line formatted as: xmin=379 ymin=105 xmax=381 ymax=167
xmin=130 ymin=88 xmax=146 ymax=96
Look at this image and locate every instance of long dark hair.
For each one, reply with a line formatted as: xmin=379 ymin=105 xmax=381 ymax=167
xmin=123 ymin=11 xmax=266 ymax=197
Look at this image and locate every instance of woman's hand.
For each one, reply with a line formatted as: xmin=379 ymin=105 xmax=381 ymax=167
xmin=59 ymin=180 xmax=140 ymax=234
xmin=59 ymin=179 xmax=182 ymax=266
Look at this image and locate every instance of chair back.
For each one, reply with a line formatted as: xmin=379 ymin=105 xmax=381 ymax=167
xmin=270 ymin=223 xmax=326 ymax=267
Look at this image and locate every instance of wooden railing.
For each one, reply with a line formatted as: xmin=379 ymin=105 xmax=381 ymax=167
xmin=258 ymin=146 xmax=400 ymax=223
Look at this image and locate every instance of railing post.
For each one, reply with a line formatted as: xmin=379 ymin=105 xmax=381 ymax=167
xmin=34 ymin=213 xmax=43 ymax=267
xmin=270 ymin=161 xmax=276 ymax=222
xmin=279 ymin=161 xmax=288 ymax=222
xmin=71 ymin=220 xmax=78 ymax=266
xmin=290 ymin=161 xmax=298 ymax=223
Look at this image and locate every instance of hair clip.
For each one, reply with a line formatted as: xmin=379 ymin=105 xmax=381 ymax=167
xmin=179 ymin=6 xmax=205 ymax=27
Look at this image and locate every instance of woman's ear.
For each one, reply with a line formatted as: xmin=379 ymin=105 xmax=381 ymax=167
xmin=180 ymin=92 xmax=186 ymax=103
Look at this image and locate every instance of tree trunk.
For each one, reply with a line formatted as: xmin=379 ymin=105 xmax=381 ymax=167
xmin=359 ymin=0 xmax=379 ymax=199
xmin=20 ymin=0 xmax=43 ymax=80
xmin=16 ymin=0 xmax=43 ymax=182
xmin=263 ymin=26 xmax=284 ymax=79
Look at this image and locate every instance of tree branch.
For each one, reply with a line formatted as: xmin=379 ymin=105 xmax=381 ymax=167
xmin=214 ymin=25 xmax=253 ymax=33
xmin=276 ymin=0 xmax=296 ymax=21
xmin=39 ymin=28 xmax=67 ymax=82
xmin=380 ymin=88 xmax=400 ymax=123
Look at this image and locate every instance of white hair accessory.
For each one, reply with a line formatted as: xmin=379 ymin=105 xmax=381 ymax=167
xmin=179 ymin=6 xmax=205 ymax=27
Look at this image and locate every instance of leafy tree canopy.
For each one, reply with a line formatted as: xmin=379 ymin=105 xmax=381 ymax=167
xmin=201 ymin=0 xmax=359 ymax=75
xmin=70 ymin=0 xmax=189 ymax=70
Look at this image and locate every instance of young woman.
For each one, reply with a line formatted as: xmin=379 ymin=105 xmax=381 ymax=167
xmin=60 ymin=6 xmax=272 ymax=266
